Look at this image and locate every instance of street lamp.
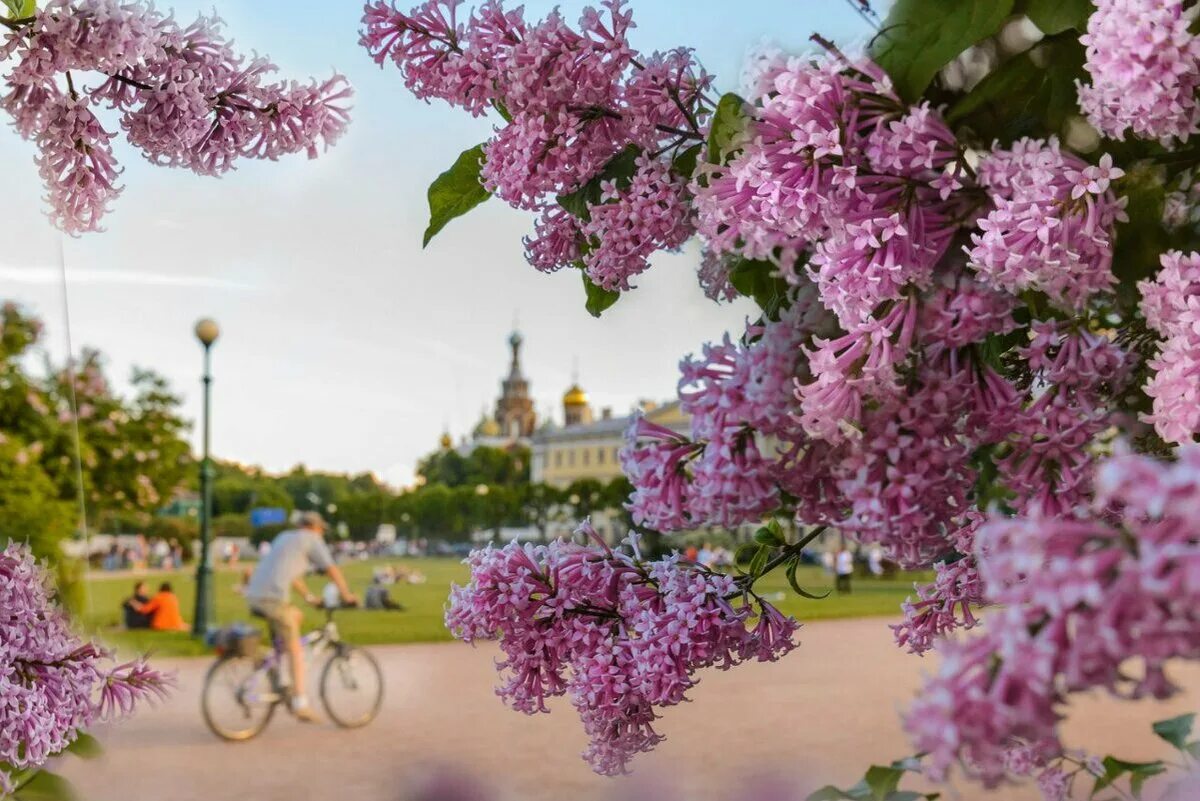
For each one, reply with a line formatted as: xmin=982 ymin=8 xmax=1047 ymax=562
xmin=192 ymin=318 xmax=219 ymax=637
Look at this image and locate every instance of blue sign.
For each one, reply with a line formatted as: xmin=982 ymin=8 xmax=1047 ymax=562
xmin=250 ymin=507 xmax=287 ymax=528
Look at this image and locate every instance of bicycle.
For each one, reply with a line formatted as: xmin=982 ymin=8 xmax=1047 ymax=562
xmin=201 ymin=604 xmax=384 ymax=741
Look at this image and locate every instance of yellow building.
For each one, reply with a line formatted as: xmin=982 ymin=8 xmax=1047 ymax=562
xmin=532 ymin=386 xmax=690 ymax=489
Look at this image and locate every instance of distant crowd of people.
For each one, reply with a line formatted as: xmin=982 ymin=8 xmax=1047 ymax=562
xmin=822 ymin=544 xmax=893 ymax=593
xmin=103 ymin=536 xmax=185 ymax=571
xmin=682 ymin=543 xmax=734 ymax=568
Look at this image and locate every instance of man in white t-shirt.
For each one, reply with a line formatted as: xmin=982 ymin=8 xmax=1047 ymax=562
xmin=245 ymin=512 xmax=357 ymax=722
xmin=835 ymin=547 xmax=854 ymax=594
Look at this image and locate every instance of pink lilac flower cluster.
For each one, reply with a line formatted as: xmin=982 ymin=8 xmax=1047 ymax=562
xmin=969 ymin=140 xmax=1127 ymax=311
xmin=621 ymin=289 xmax=835 ymax=531
xmin=906 ymin=447 xmax=1200 ymax=789
xmin=0 ymin=542 xmax=171 ymax=791
xmin=1139 ymin=251 xmax=1200 ymax=444
xmin=692 ymin=61 xmax=975 ymax=329
xmin=362 ymin=0 xmax=710 ymax=290
xmin=618 ymin=54 xmax=1132 ymax=579
xmin=1 ymin=0 xmax=351 ymax=234
xmin=444 ymin=524 xmax=797 ymax=775
xmin=1079 ymin=0 xmax=1200 ymax=144
xmin=891 ymin=514 xmax=985 ymax=656
xmin=997 ymin=321 xmax=1130 ymax=517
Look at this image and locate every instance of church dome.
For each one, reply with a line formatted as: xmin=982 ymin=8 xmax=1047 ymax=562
xmin=563 ymin=383 xmax=589 ymax=406
xmin=473 ymin=416 xmax=502 ymax=438
xmin=439 ymin=431 xmax=453 ymax=449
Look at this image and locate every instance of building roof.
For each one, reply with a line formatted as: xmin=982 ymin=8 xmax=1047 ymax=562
xmin=532 ymin=400 xmax=686 ymax=443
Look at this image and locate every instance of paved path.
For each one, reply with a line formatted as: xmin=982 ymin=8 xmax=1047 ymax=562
xmin=60 ymin=618 xmax=1200 ymax=801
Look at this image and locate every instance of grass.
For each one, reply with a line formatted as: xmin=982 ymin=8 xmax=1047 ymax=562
xmin=80 ymin=558 xmax=929 ymax=658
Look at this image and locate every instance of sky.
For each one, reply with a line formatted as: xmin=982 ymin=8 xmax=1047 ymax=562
xmin=0 ymin=0 xmax=874 ymax=487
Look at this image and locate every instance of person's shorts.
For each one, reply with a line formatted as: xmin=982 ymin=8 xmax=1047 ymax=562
xmin=248 ymin=598 xmax=300 ymax=640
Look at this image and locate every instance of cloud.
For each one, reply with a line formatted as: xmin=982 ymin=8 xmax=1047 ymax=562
xmin=0 ymin=266 xmax=257 ymax=291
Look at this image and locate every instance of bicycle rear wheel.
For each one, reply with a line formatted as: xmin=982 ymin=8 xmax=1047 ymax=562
xmin=201 ymin=655 xmax=278 ymax=741
xmin=319 ymin=646 xmax=383 ymax=728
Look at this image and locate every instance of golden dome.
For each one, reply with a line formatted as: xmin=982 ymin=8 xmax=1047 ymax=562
xmin=563 ymin=383 xmax=589 ymax=406
xmin=474 ymin=417 xmax=502 ymax=437
xmin=439 ymin=431 xmax=453 ymax=449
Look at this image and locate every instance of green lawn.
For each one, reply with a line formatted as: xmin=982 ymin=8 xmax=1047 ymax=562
xmin=81 ymin=558 xmax=927 ymax=658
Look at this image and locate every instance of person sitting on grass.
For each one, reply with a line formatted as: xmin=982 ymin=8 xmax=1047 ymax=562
xmin=244 ymin=511 xmax=357 ymax=723
xmin=364 ymin=577 xmax=406 ymax=611
xmin=137 ymin=582 xmax=189 ymax=632
xmin=122 ymin=581 xmax=152 ymax=630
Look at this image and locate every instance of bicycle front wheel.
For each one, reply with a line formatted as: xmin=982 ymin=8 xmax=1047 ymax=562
xmin=201 ymin=655 xmax=277 ymax=741
xmin=319 ymin=646 xmax=383 ymax=728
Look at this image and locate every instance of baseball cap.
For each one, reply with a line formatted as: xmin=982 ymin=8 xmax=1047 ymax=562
xmin=297 ymin=510 xmax=328 ymax=530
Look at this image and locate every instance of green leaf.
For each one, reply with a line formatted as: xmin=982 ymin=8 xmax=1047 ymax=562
xmin=864 ymin=766 xmax=904 ymax=801
xmin=871 ymin=0 xmax=1015 ymax=102
xmin=807 ymin=787 xmax=856 ymax=801
xmin=671 ymin=143 xmax=703 ymax=180
xmin=786 ymin=558 xmax=831 ymax=600
xmin=807 ymin=783 xmax=872 ymax=801
xmin=13 ymin=771 xmax=78 ymax=801
xmin=581 ymin=271 xmax=620 ymax=318
xmin=422 ymin=144 xmax=490 ymax=248
xmin=728 ymin=257 xmax=790 ymax=318
xmin=754 ymin=526 xmax=785 ymax=547
xmin=707 ymin=92 xmax=748 ymax=165
xmin=734 ymin=541 xmax=760 ymax=569
xmin=557 ymin=145 xmax=642 ymax=220
xmin=491 ymin=100 xmax=513 ymax=123
xmin=1112 ymin=164 xmax=1169 ymax=311
xmin=747 ymin=544 xmax=770 ymax=579
xmin=63 ymin=732 xmax=102 ymax=759
xmin=1152 ymin=714 xmax=1196 ymax=751
xmin=1 ymin=0 xmax=34 ymax=19
xmin=1021 ymin=0 xmax=1092 ymax=34
xmin=946 ymin=37 xmax=1085 ymax=144
xmin=1092 ymin=757 xmax=1167 ymax=799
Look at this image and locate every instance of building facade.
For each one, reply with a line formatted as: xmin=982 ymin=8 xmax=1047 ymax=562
xmin=532 ymin=394 xmax=689 ymax=489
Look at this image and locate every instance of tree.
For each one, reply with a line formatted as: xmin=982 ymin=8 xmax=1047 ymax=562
xmin=371 ymin=0 xmax=1200 ymax=794
xmin=563 ymin=479 xmax=605 ymax=522
xmin=0 ymin=303 xmax=196 ymax=556
xmin=0 ymin=435 xmax=74 ymax=560
xmin=417 ymin=445 xmax=531 ymax=488
xmin=521 ymin=483 xmax=563 ymax=542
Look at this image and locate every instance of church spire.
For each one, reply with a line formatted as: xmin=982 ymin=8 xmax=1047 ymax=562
xmin=508 ymin=329 xmax=524 ymax=379
xmin=495 ymin=328 xmax=536 ymax=438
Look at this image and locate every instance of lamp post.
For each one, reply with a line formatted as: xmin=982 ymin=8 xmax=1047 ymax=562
xmin=192 ymin=318 xmax=219 ymax=637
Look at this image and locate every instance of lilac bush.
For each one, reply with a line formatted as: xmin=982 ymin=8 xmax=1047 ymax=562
xmin=367 ymin=0 xmax=1200 ymax=794
xmin=1 ymin=0 xmax=352 ymax=234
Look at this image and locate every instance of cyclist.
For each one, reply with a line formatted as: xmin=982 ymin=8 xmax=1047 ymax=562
xmin=245 ymin=511 xmax=357 ymax=722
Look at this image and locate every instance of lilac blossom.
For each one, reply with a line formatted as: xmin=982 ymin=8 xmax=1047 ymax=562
xmin=1078 ymin=0 xmax=1200 ymax=144
xmin=1140 ymin=251 xmax=1200 ymax=444
xmin=0 ymin=542 xmax=172 ymax=790
xmin=445 ymin=524 xmax=797 ymax=775
xmin=3 ymin=0 xmax=351 ymax=234
xmin=968 ymin=139 xmax=1127 ymax=310
xmin=907 ymin=448 xmax=1200 ymax=787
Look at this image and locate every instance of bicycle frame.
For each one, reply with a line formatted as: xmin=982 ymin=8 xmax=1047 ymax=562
xmin=238 ymin=612 xmax=343 ymax=707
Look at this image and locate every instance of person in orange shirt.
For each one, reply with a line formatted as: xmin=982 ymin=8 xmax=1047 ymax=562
xmin=137 ymin=582 xmax=189 ymax=632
